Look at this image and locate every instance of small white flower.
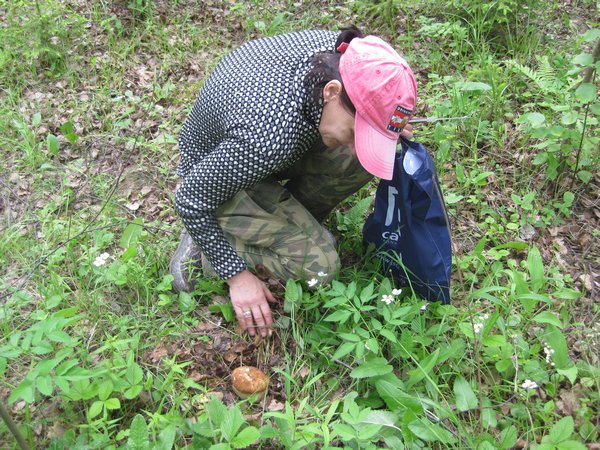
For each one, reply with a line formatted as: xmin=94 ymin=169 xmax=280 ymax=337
xmin=392 ymin=288 xmax=402 ymax=296
xmin=381 ymin=294 xmax=394 ymax=305
xmin=307 ymin=278 xmax=319 ymax=287
xmin=473 ymin=322 xmax=484 ymax=334
xmin=521 ymin=379 xmax=539 ymax=390
xmin=317 ymin=271 xmax=328 ymax=277
xmin=420 ymin=304 xmax=428 ymax=311
xmin=93 ymin=252 xmax=110 ymax=267
xmin=481 ymin=313 xmax=490 ymax=320
xmin=543 ymin=344 xmax=555 ymax=364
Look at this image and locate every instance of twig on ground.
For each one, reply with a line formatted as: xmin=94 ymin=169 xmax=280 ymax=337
xmin=0 ymin=400 xmax=29 ymax=450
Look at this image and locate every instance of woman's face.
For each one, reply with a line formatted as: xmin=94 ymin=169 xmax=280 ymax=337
xmin=318 ymin=81 xmax=356 ymax=150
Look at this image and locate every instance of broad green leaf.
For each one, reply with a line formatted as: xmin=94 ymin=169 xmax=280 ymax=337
xmin=221 ymin=407 xmax=245 ymax=442
xmin=155 ymin=425 xmax=177 ymax=450
xmin=520 ymin=112 xmax=546 ymax=127
xmin=481 ymin=397 xmax=497 ymax=429
xmin=36 ymin=375 xmax=54 ymax=396
xmin=557 ymin=366 xmax=578 ymax=384
xmin=572 ymin=53 xmax=594 ymax=66
xmin=453 ymin=376 xmax=478 ymax=412
xmin=408 ymin=419 xmax=456 ymax=444
xmin=359 ymin=282 xmax=375 ymax=303
xmin=127 ymin=414 xmax=149 ymax=450
xmin=500 ymin=425 xmax=518 ymax=449
xmin=582 ymin=28 xmax=600 ymax=42
xmin=207 ymin=397 xmax=228 ymax=427
xmin=331 ymin=342 xmax=356 ymax=360
xmin=32 ymin=112 xmax=42 ymax=126
xmin=120 ymin=219 xmax=144 ymax=249
xmin=482 ymin=335 xmax=506 ymax=347
xmin=444 ymin=192 xmax=464 ymax=204
xmin=533 ymin=311 xmax=563 ymax=328
xmin=208 ymin=302 xmax=233 ymax=321
xmin=575 ymin=83 xmax=597 ymax=103
xmin=47 ymin=330 xmax=73 ymax=344
xmin=0 ymin=358 xmax=6 ymax=376
xmin=527 ymin=246 xmax=544 ymax=293
xmin=543 ymin=325 xmax=571 ymax=370
xmin=60 ymin=120 xmax=78 ymax=144
xmin=47 ymin=134 xmax=59 ymax=155
xmin=561 ymin=111 xmax=579 ymax=125
xmin=350 ymin=357 xmax=393 ymax=379
xmin=491 ymin=241 xmax=529 ymax=250
xmin=577 ymin=170 xmax=593 ymax=183
xmin=98 ymin=379 xmax=114 ymax=401
xmin=62 ymin=366 xmax=94 ymax=381
xmin=548 ymin=416 xmax=574 ymax=444
xmin=339 ymin=332 xmax=361 ymax=342
xmin=323 ymin=310 xmax=352 ymax=323
xmin=124 ymin=385 xmax=143 ymax=400
xmin=231 ymin=426 xmax=260 ymax=449
xmin=156 ymin=274 xmax=174 ymax=292
xmin=209 ymin=444 xmax=232 ymax=450
xmin=362 ymin=410 xmax=400 ymax=430
xmin=284 ymin=279 xmax=301 ymax=304
xmin=125 ymin=363 xmax=144 ymax=386
xmin=32 ymin=341 xmax=54 ymax=355
xmin=104 ymin=397 xmax=121 ymax=410
xmin=379 ymin=329 xmax=397 ymax=343
xmin=88 ymin=400 xmax=104 ymax=420
xmin=179 ymin=291 xmax=197 ymax=315
xmin=375 ymin=380 xmax=423 ymax=413
xmin=9 ymin=379 xmax=35 ymax=404
xmin=407 ymin=349 xmax=440 ymax=386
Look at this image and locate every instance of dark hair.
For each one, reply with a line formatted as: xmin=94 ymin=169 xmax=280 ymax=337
xmin=305 ymin=25 xmax=365 ymax=114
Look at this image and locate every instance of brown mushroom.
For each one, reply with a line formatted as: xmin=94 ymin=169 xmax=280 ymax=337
xmin=231 ymin=366 xmax=269 ymax=399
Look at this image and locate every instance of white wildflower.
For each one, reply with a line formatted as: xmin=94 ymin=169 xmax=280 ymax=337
xmin=521 ymin=379 xmax=539 ymax=390
xmin=420 ymin=304 xmax=428 ymax=311
xmin=392 ymin=288 xmax=402 ymax=296
xmin=317 ymin=271 xmax=328 ymax=277
xmin=481 ymin=313 xmax=490 ymax=320
xmin=543 ymin=343 xmax=555 ymax=365
xmin=93 ymin=252 xmax=110 ymax=267
xmin=307 ymin=278 xmax=319 ymax=288
xmin=473 ymin=322 xmax=484 ymax=334
xmin=381 ymin=294 xmax=394 ymax=305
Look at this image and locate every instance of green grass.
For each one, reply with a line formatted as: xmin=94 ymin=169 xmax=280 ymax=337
xmin=1 ymin=0 xmax=599 ymax=448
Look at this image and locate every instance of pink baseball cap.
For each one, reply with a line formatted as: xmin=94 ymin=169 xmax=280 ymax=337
xmin=339 ymin=36 xmax=417 ymax=180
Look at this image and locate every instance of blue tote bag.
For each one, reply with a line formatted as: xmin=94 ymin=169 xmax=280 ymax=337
xmin=362 ymin=138 xmax=452 ymax=303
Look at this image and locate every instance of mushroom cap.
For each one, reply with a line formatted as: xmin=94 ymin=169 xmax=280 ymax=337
xmin=231 ymin=366 xmax=269 ymax=399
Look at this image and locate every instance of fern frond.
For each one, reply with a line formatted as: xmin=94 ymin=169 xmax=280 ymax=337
xmin=506 ymin=58 xmax=562 ymax=96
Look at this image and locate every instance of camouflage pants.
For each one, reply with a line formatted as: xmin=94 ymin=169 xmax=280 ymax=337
xmin=215 ymin=144 xmax=372 ymax=282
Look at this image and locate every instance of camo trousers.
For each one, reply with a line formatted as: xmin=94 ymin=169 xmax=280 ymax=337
xmin=214 ymin=145 xmax=373 ymax=282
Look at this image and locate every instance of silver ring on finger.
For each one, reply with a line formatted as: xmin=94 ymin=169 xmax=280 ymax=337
xmin=243 ymin=310 xmax=252 ymax=318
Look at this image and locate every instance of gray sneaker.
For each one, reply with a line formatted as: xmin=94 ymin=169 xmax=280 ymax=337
xmin=169 ymin=230 xmax=202 ymax=292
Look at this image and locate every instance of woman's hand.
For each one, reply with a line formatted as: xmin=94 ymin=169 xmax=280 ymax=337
xmin=400 ymin=123 xmax=413 ymax=139
xmin=227 ymin=269 xmax=275 ymax=337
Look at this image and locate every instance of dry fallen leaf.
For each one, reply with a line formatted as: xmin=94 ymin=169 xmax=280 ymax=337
xmin=267 ymin=399 xmax=285 ymax=411
xmin=297 ymin=366 xmax=310 ymax=378
xmin=125 ymin=201 xmax=141 ymax=211
xmin=149 ymin=344 xmax=170 ymax=363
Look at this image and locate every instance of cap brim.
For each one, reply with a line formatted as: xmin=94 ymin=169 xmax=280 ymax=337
xmin=354 ymin=113 xmax=397 ymax=180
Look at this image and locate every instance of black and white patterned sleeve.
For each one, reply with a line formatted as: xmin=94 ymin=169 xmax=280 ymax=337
xmin=174 ymin=130 xmax=294 ymax=280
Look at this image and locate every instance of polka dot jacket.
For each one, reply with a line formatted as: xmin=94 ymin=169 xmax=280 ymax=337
xmin=175 ymin=29 xmax=338 ymax=280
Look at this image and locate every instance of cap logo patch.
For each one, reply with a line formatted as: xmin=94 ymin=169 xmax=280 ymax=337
xmin=387 ymin=106 xmax=412 ymax=132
